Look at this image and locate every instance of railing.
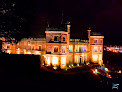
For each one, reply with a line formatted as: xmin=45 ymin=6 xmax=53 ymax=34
xmin=22 ymin=38 xmax=46 ymax=41
xmin=70 ymin=39 xmax=89 ymax=43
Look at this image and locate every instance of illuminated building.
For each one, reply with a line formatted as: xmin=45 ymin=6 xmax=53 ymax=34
xmin=1 ymin=24 xmax=104 ymax=69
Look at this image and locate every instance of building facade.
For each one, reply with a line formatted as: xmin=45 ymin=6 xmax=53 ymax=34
xmin=1 ymin=24 xmax=104 ymax=69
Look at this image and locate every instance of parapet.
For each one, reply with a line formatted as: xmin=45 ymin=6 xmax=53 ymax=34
xmin=21 ymin=38 xmax=46 ymax=41
xmin=70 ymin=39 xmax=89 ymax=43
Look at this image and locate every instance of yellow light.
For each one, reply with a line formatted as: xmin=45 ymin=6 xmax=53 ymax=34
xmin=17 ymin=48 xmax=20 ymax=54
xmin=52 ymin=57 xmax=58 ymax=66
xmin=53 ymin=67 xmax=57 ymax=70
xmin=7 ymin=50 xmax=10 ymax=54
xmin=93 ymin=55 xmax=98 ymax=61
xmin=77 ymin=64 xmax=79 ymax=66
xmin=27 ymin=51 xmax=31 ymax=54
xmin=35 ymin=51 xmax=41 ymax=55
xmin=92 ymin=69 xmax=97 ymax=75
xmin=117 ymin=70 xmax=121 ymax=73
xmin=61 ymin=57 xmax=66 ymax=67
xmin=23 ymin=49 xmax=26 ymax=54
xmin=93 ymin=71 xmax=96 ymax=74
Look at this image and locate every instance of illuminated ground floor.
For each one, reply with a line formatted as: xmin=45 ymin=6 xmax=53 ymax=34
xmin=43 ymin=53 xmax=103 ymax=69
xmin=4 ymin=49 xmax=103 ymax=69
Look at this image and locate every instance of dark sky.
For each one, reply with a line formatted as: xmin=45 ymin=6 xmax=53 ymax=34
xmin=15 ymin=0 xmax=122 ymax=45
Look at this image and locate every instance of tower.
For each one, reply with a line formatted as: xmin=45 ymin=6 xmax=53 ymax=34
xmin=88 ymin=30 xmax=104 ymax=65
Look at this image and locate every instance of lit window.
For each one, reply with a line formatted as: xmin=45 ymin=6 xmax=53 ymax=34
xmin=62 ymin=46 xmax=66 ymax=53
xmin=54 ymin=36 xmax=58 ymax=41
xmin=61 ymin=57 xmax=66 ymax=67
xmin=93 ymin=55 xmax=98 ymax=61
xmin=47 ymin=57 xmax=50 ymax=65
xmin=52 ymin=57 xmax=58 ymax=66
xmin=100 ymin=47 xmax=102 ymax=52
xmin=28 ymin=41 xmax=30 ymax=45
xmin=79 ymin=47 xmax=82 ymax=52
xmin=84 ymin=46 xmax=86 ymax=52
xmin=94 ymin=40 xmax=97 ymax=43
xmin=63 ymin=37 xmax=65 ymax=41
xmin=75 ymin=55 xmax=79 ymax=63
xmin=32 ymin=45 xmax=34 ymax=50
xmin=39 ymin=46 xmax=41 ymax=51
xmin=100 ymin=40 xmax=102 ymax=44
xmin=54 ymin=46 xmax=58 ymax=52
xmin=69 ymin=45 xmax=73 ymax=52
xmin=94 ymin=47 xmax=98 ymax=52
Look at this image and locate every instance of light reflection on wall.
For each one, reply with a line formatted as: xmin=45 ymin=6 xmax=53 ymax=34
xmin=47 ymin=57 xmax=50 ymax=65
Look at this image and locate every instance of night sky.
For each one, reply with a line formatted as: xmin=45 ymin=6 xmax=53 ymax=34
xmin=1 ymin=0 xmax=122 ymax=45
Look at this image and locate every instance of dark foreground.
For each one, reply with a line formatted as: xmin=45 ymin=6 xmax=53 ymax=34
xmin=0 ymin=53 xmax=121 ymax=92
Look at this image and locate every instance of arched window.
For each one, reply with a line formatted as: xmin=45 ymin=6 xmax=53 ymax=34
xmin=54 ymin=36 xmax=58 ymax=41
xmin=54 ymin=46 xmax=58 ymax=52
xmin=94 ymin=47 xmax=98 ymax=52
xmin=63 ymin=37 xmax=65 ymax=41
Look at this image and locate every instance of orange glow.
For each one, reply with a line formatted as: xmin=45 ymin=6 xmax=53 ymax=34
xmin=47 ymin=57 xmax=50 ymax=65
xmin=17 ymin=48 xmax=20 ymax=54
xmin=23 ymin=49 xmax=26 ymax=54
xmin=91 ymin=69 xmax=97 ymax=75
xmin=52 ymin=57 xmax=58 ymax=66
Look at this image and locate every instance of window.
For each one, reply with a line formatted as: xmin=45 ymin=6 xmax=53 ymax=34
xmin=7 ymin=45 xmax=10 ymax=49
xmin=54 ymin=46 xmax=58 ymax=52
xmin=28 ymin=41 xmax=30 ymax=45
xmin=52 ymin=57 xmax=58 ymax=66
xmin=61 ymin=57 xmax=66 ymax=67
xmin=54 ymin=36 xmax=58 ymax=41
xmin=94 ymin=47 xmax=98 ymax=52
xmin=93 ymin=55 xmax=98 ymax=61
xmin=47 ymin=57 xmax=50 ymax=65
xmin=39 ymin=46 xmax=41 ymax=51
xmin=84 ymin=46 xmax=86 ymax=52
xmin=100 ymin=47 xmax=102 ymax=52
xmin=32 ymin=45 xmax=34 ymax=50
xmin=79 ymin=47 xmax=81 ymax=52
xmin=94 ymin=40 xmax=98 ymax=43
xmin=63 ymin=37 xmax=65 ymax=41
xmin=79 ymin=46 xmax=84 ymax=52
xmin=69 ymin=45 xmax=73 ymax=52
xmin=100 ymin=40 xmax=102 ymax=44
xmin=62 ymin=46 xmax=66 ymax=53
xmin=75 ymin=45 xmax=78 ymax=52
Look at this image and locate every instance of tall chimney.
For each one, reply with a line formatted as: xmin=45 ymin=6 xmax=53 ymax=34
xmin=87 ymin=27 xmax=91 ymax=39
xmin=67 ymin=25 xmax=71 ymax=34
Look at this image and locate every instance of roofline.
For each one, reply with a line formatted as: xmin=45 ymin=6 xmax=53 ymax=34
xmin=45 ymin=31 xmax=68 ymax=34
xmin=90 ymin=36 xmax=104 ymax=38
